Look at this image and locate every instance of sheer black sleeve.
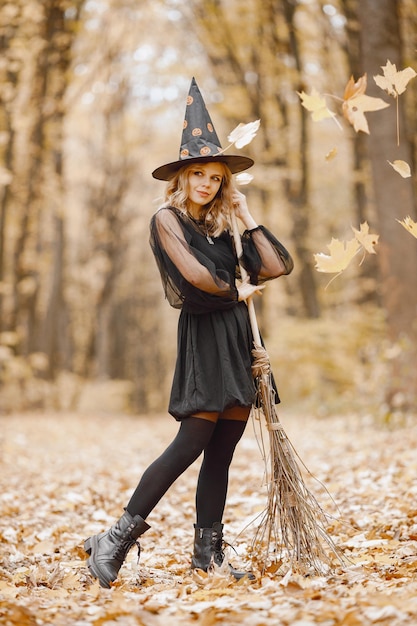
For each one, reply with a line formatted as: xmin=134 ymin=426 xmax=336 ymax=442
xmin=150 ymin=207 xmax=238 ymax=312
xmin=240 ymin=225 xmax=294 ymax=285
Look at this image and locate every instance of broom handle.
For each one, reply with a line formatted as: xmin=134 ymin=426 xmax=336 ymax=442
xmin=230 ymin=211 xmax=262 ymax=347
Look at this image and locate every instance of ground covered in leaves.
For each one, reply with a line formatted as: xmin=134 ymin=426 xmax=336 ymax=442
xmin=1 ymin=409 xmax=417 ymax=625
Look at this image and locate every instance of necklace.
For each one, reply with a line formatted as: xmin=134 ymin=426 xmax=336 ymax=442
xmin=188 ymin=214 xmax=214 ymax=244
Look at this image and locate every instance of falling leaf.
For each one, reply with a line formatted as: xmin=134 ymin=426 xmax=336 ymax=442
xmin=388 ymin=160 xmax=411 ymax=178
xmin=235 ymin=172 xmax=254 ymax=185
xmin=227 ymin=120 xmax=260 ymax=149
xmin=374 ymin=60 xmax=417 ymax=97
xmin=397 ymin=215 xmax=417 ymax=239
xmin=297 ymin=89 xmax=337 ymax=123
xmin=373 ymin=61 xmax=416 ymax=145
xmin=342 ymin=74 xmax=389 ymax=133
xmin=314 ymin=223 xmax=380 ymax=285
xmin=343 ymin=73 xmax=367 ymax=100
xmin=325 ymin=148 xmax=337 ymax=161
xmin=314 ymin=237 xmax=360 ymax=274
xmin=352 ymin=222 xmax=379 ymax=254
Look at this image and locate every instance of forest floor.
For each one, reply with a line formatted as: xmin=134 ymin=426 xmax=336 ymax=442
xmin=1 ymin=408 xmax=417 ymax=625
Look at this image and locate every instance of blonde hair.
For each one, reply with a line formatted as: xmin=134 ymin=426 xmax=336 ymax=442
xmin=163 ymin=162 xmax=234 ymax=236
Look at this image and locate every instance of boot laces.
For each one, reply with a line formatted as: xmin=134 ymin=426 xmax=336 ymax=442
xmin=211 ymin=531 xmax=225 ymax=561
xmin=113 ymin=537 xmax=139 ymax=563
xmin=213 ymin=535 xmax=239 ymax=563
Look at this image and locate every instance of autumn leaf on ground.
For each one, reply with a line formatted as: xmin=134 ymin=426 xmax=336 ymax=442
xmin=297 ymin=89 xmax=340 ymax=128
xmin=4 ymin=411 xmax=417 ymax=625
xmin=388 ymin=160 xmax=412 ymax=178
xmin=374 ymin=60 xmax=417 ymax=97
xmin=314 ymin=237 xmax=360 ymax=274
xmin=351 ymin=222 xmax=379 ymax=254
xmin=397 ymin=216 xmax=417 ymax=239
xmin=342 ymin=74 xmax=389 ymax=134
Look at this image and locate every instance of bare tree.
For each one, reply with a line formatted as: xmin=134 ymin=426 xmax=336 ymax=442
xmin=0 ymin=0 xmax=85 ymax=378
xmin=39 ymin=0 xmax=85 ymax=375
xmin=356 ymin=0 xmax=417 ymax=404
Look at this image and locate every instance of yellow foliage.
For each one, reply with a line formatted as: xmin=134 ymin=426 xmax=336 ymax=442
xmin=342 ymin=74 xmax=390 ymax=134
xmin=397 ymin=216 xmax=417 ymax=239
xmin=374 ymin=60 xmax=417 ymax=97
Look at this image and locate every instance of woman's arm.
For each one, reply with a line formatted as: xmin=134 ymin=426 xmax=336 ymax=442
xmin=152 ymin=208 xmax=237 ymax=297
xmin=232 ymin=190 xmax=294 ymax=280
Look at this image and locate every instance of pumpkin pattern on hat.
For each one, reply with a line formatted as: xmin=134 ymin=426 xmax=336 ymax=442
xmin=151 ymin=77 xmax=254 ymax=180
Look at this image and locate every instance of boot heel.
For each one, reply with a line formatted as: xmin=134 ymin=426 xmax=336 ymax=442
xmin=82 ymin=512 xmax=150 ymax=588
xmin=84 ymin=537 xmax=92 ymax=555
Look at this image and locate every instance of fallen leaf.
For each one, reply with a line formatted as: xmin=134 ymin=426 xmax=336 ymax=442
xmin=3 ymin=412 xmax=417 ymax=625
xmin=0 ymin=602 xmax=37 ymax=626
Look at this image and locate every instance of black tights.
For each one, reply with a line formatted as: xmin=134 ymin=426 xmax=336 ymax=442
xmin=126 ymin=416 xmax=247 ymax=527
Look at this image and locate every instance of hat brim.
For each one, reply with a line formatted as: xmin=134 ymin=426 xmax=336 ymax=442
xmin=152 ymin=154 xmax=254 ymax=181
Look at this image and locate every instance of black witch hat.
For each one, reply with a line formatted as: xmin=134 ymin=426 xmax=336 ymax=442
xmin=152 ymin=78 xmax=254 ymax=181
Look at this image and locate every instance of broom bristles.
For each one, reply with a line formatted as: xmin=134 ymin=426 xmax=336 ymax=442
xmin=250 ymin=348 xmax=342 ymax=575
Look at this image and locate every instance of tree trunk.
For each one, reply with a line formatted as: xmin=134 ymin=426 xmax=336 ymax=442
xmin=340 ymin=0 xmax=380 ymax=305
xmin=39 ymin=0 xmax=82 ymax=375
xmin=358 ymin=0 xmax=417 ymax=405
xmin=282 ymin=0 xmax=320 ymax=318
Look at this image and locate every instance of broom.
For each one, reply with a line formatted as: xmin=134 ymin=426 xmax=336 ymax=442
xmin=230 ymin=209 xmax=340 ymax=575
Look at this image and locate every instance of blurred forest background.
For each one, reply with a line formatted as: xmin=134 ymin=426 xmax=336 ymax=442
xmin=0 ymin=0 xmax=416 ymax=418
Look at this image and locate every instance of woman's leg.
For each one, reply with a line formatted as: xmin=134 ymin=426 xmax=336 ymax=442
xmin=195 ymin=406 xmax=251 ymax=527
xmin=126 ymin=415 xmax=218 ymax=519
xmin=85 ymin=414 xmax=219 ymax=588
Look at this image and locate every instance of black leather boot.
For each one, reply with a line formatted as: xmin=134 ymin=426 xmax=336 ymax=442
xmin=191 ymin=522 xmax=255 ymax=581
xmin=84 ymin=509 xmax=150 ymax=588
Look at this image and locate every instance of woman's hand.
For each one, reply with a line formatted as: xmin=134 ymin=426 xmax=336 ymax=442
xmin=237 ymin=278 xmax=265 ymax=302
xmin=231 ymin=189 xmax=258 ymax=230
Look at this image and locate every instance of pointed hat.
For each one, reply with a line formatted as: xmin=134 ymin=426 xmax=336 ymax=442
xmin=152 ymin=78 xmax=254 ymax=181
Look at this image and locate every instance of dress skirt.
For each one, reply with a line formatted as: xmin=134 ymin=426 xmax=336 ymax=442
xmin=168 ymin=301 xmax=278 ymax=420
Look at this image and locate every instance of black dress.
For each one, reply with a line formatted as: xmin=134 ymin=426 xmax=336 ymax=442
xmin=150 ymin=206 xmax=294 ymax=420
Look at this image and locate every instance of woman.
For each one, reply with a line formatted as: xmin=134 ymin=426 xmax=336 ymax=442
xmin=84 ymin=79 xmax=293 ymax=588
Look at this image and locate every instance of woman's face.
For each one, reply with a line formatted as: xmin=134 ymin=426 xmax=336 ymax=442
xmin=186 ymin=162 xmax=224 ymax=213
